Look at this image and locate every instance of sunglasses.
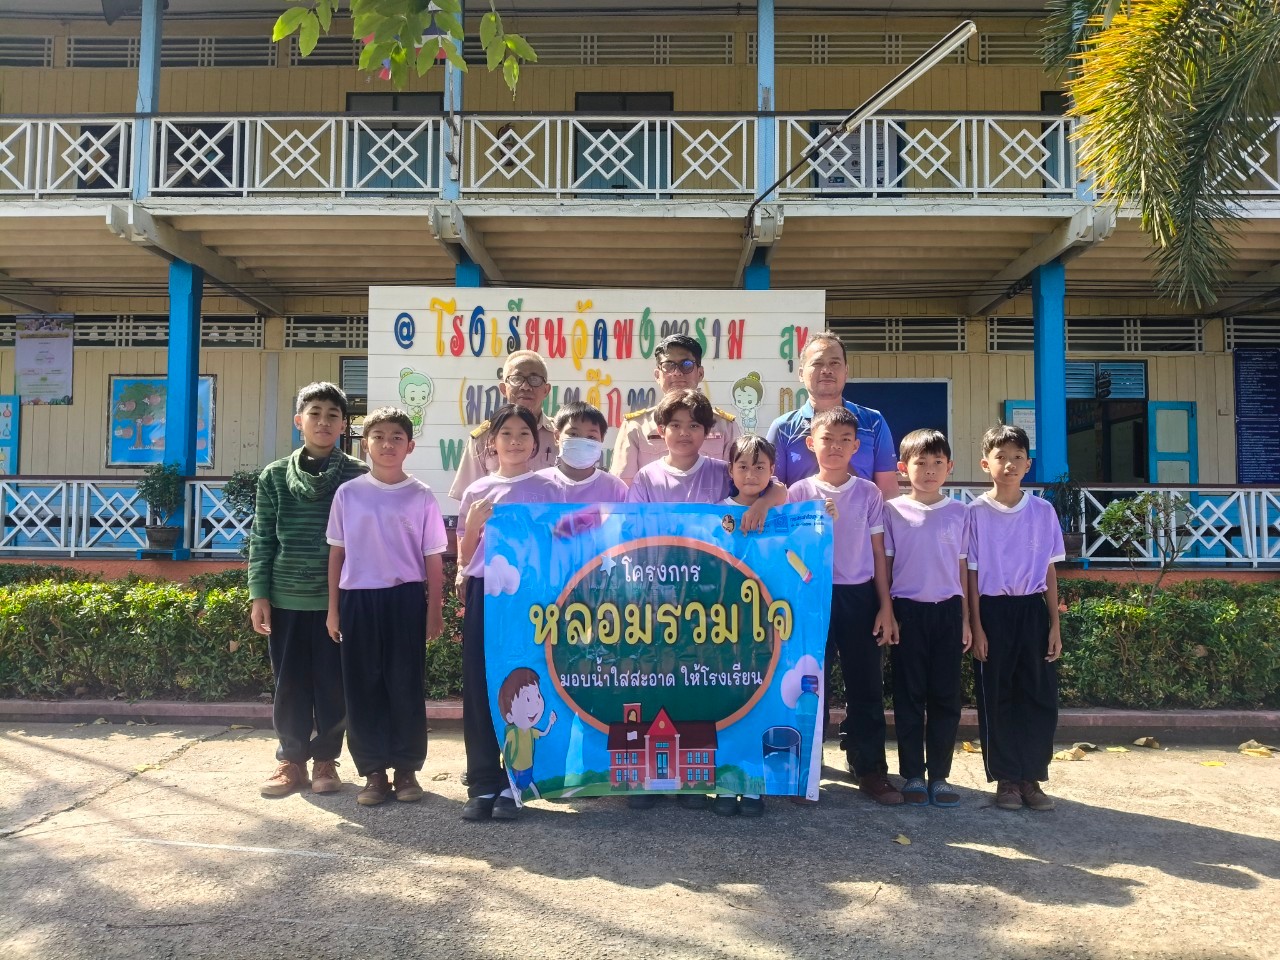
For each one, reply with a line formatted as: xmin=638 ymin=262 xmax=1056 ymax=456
xmin=504 ymin=373 xmax=548 ymax=388
xmin=657 ymin=359 xmax=699 ymax=374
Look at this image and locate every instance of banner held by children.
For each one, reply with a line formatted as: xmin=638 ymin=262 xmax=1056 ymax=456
xmin=484 ymin=502 xmax=833 ymax=804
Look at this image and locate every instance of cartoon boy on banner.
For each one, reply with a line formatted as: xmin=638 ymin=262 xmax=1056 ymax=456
xmin=484 ymin=502 xmax=832 ymax=804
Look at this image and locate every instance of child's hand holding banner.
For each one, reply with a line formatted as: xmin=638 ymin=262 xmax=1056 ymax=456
xmin=484 ymin=503 xmax=833 ymax=804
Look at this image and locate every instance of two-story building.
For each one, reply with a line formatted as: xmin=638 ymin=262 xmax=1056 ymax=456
xmin=0 ymin=0 xmax=1277 ymax=565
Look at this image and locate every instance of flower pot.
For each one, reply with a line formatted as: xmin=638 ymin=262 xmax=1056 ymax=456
xmin=146 ymin=524 xmax=182 ymax=551
xmin=1063 ymin=531 xmax=1084 ymax=560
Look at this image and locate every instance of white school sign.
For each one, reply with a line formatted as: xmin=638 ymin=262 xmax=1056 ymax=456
xmin=368 ymin=287 xmax=828 ymax=505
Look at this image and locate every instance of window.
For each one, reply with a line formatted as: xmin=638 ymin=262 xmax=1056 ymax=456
xmin=573 ymin=92 xmax=673 ymax=195
xmin=630 ymin=751 xmax=638 ymax=764
xmin=346 ymin=93 xmax=443 ymax=192
xmin=630 ymin=770 xmax=638 ymax=782
xmin=616 ymin=770 xmax=623 ymax=783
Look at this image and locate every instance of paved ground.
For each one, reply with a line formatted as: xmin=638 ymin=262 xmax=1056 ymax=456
xmin=1 ymin=722 xmax=1277 ymax=960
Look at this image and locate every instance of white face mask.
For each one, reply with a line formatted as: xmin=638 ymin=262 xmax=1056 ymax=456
xmin=559 ymin=436 xmax=604 ymax=470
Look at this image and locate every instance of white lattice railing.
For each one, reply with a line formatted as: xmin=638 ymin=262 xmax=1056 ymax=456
xmin=0 ymin=479 xmax=246 ymax=557
xmin=0 ymin=118 xmax=133 ymax=198
xmin=778 ymin=114 xmax=1076 ymax=197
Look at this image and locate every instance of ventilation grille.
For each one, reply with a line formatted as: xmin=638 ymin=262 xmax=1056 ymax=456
xmin=67 ymin=35 xmax=277 ymax=67
xmin=835 ymin=317 xmax=966 ymax=352
xmin=978 ymin=34 xmax=1045 ymax=66
xmin=749 ymin=33 xmax=967 ymax=65
xmin=73 ymin=315 xmax=168 ymax=347
xmin=201 ymin=317 xmax=264 ymax=348
xmin=988 ymin=317 xmax=1203 ymax=353
xmin=67 ymin=36 xmax=139 ymax=68
xmin=291 ymin=35 xmax=360 ymax=66
xmin=1226 ymin=316 xmax=1280 ymax=349
xmin=460 ymin=33 xmax=733 ymax=66
xmin=0 ymin=36 xmax=54 ymax=67
xmin=1065 ymin=360 xmax=1147 ymax=399
xmin=285 ymin=316 xmax=367 ymax=349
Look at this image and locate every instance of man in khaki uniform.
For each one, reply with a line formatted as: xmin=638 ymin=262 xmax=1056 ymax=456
xmin=610 ymin=334 xmax=741 ymax=485
xmin=448 ymin=350 xmax=559 ymax=501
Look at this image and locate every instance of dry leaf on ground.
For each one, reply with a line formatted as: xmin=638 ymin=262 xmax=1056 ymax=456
xmin=134 ymin=763 xmax=158 ymax=773
xmin=91 ymin=717 xmax=108 ymax=725
xmin=1133 ymin=737 xmax=1160 ymax=748
xmin=1106 ymin=746 xmax=1129 ymax=753
xmin=1053 ymin=747 xmax=1087 ymax=762
xmin=893 ymin=834 xmax=911 ymax=845
xmin=1073 ymin=742 xmax=1098 ymax=752
xmin=961 ymin=741 xmax=982 ymax=753
xmin=1238 ymin=739 xmax=1275 ymax=757
xmin=228 ymin=724 xmax=254 ymax=731
xmin=1201 ymin=761 xmax=1226 ymax=767
xmin=228 ymin=640 xmax=240 ymax=653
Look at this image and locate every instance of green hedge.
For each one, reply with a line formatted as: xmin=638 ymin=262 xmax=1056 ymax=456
xmin=0 ymin=566 xmax=1277 ymax=708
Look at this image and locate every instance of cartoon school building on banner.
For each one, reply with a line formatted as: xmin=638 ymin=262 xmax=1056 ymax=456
xmin=0 ymin=0 xmax=1278 ymax=565
xmin=608 ymin=704 xmax=718 ymax=791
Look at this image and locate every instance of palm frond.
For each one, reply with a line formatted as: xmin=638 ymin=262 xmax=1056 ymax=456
xmin=1043 ymin=0 xmax=1124 ymax=71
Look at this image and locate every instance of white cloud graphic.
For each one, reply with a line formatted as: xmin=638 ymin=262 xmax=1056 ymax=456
xmin=779 ymin=654 xmax=823 ymax=709
xmin=483 ymin=554 xmax=521 ymax=595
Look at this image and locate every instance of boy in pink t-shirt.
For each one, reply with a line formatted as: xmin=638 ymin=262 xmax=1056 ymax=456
xmin=786 ymin=407 xmax=900 ymax=806
xmin=966 ymin=424 xmax=1066 ymax=813
xmin=326 ymin=407 xmax=447 ymax=807
xmin=537 ymin=401 xmax=628 ymax=504
xmin=883 ymin=429 xmax=970 ymax=808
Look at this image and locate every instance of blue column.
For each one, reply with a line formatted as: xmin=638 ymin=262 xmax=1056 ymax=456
xmin=455 ymin=255 xmax=482 ymax=287
xmin=131 ymin=0 xmax=163 ymax=201
xmin=756 ymin=0 xmax=776 ymax=199
xmin=743 ymin=249 xmax=771 ymax=290
xmin=166 ymin=260 xmax=203 ymax=559
xmin=1031 ymin=259 xmax=1068 ymax=484
xmin=441 ymin=1 xmax=464 ymax=201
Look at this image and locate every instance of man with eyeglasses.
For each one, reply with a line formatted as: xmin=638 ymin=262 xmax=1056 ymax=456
xmin=610 ymin=334 xmax=741 ymax=485
xmin=447 ymin=350 xmax=559 ymax=500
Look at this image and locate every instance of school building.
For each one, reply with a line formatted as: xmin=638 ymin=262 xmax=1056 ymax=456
xmin=0 ymin=0 xmax=1277 ymax=565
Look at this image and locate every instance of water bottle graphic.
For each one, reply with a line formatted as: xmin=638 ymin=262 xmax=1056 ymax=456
xmin=795 ymin=674 xmax=820 ymax=788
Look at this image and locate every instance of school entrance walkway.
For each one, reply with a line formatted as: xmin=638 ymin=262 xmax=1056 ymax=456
xmin=2 ymin=723 xmax=1276 ymax=960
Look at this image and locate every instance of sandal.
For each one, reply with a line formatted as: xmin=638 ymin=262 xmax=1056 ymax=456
xmin=929 ymin=779 xmax=960 ymax=807
xmin=901 ymin=777 xmax=929 ymax=806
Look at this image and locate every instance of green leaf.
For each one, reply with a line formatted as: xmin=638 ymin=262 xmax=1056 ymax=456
xmin=442 ymin=45 xmax=469 ymax=72
xmin=372 ymin=16 xmax=402 ymax=43
xmin=505 ymin=33 xmax=537 ymax=62
xmin=485 ymin=36 xmax=504 ymax=71
xmin=432 ymin=0 xmax=462 ymax=14
xmin=316 ymin=0 xmax=333 ymax=33
xmin=390 ymin=50 xmax=409 ymax=90
xmin=271 ymin=6 xmax=310 ymax=42
xmin=416 ymin=38 xmax=441 ymax=76
xmin=298 ymin=11 xmax=321 ymax=57
xmin=502 ymin=54 xmax=519 ymax=93
xmin=434 ymin=11 xmax=463 ymax=39
xmin=359 ymin=40 xmax=393 ymax=71
xmin=479 ymin=11 xmax=501 ymax=49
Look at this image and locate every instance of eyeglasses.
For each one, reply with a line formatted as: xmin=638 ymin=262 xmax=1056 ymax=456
xmin=657 ymin=359 xmax=699 ymax=374
xmin=504 ymin=373 xmax=547 ymax=389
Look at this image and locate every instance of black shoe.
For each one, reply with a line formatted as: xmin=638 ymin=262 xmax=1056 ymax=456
xmin=677 ymin=793 xmax=710 ymax=810
xmin=461 ymin=795 xmax=495 ymax=821
xmin=711 ymin=795 xmax=740 ymax=817
xmin=460 ymin=771 xmax=470 ymax=787
xmin=626 ymin=793 xmax=659 ymax=810
xmin=739 ymin=796 xmax=765 ymax=817
xmin=492 ymin=794 xmax=519 ymax=820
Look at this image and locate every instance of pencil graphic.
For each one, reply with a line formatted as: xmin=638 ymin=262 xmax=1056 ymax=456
xmin=786 ymin=549 xmax=813 ymax=583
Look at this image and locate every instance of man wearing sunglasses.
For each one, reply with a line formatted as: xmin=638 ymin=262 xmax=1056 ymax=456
xmin=610 ymin=333 xmax=741 ymax=485
xmin=447 ymin=350 xmax=560 ymax=500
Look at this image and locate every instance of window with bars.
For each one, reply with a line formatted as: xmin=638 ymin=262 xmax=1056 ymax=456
xmin=1226 ymin=317 xmax=1280 ymax=349
xmin=0 ymin=36 xmax=53 ymax=67
xmin=284 ymin=317 xmax=368 ymax=349
xmin=834 ymin=317 xmax=966 ymax=352
xmin=987 ymin=317 xmax=1203 ymax=353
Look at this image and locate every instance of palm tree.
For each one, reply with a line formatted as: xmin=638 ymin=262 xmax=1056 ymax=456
xmin=1046 ymin=0 xmax=1280 ymax=307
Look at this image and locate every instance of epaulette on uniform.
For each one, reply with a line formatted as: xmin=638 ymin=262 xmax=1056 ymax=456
xmin=624 ymin=407 xmax=653 ymax=422
xmin=714 ymin=407 xmax=737 ymax=422
xmin=469 ymin=419 xmax=491 ymax=439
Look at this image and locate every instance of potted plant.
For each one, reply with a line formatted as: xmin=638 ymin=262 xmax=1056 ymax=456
xmin=136 ymin=462 xmax=185 ymax=551
xmin=1042 ymin=472 xmax=1084 ymax=559
xmin=222 ymin=467 xmax=260 ymax=558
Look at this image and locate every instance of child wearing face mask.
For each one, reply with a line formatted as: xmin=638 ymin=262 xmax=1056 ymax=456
xmin=537 ymin=402 xmax=629 ymax=504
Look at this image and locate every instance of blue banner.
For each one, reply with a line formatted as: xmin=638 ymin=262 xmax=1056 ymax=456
xmin=485 ymin=502 xmax=833 ymax=804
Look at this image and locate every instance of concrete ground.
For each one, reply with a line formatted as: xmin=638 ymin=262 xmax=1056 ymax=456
xmin=1 ymin=723 xmax=1277 ymax=960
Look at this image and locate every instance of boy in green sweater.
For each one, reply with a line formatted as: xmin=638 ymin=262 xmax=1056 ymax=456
xmin=250 ymin=382 xmax=368 ymax=797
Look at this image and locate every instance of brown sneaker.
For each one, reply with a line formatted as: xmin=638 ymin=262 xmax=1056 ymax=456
xmin=858 ymin=773 xmax=905 ymax=806
xmin=357 ymin=771 xmax=391 ymax=806
xmin=392 ymin=769 xmax=424 ymax=803
xmin=995 ymin=780 xmax=1024 ymax=810
xmin=259 ymin=761 xmax=308 ymax=798
xmin=1020 ymin=780 xmax=1055 ymax=811
xmin=311 ymin=759 xmax=342 ymax=795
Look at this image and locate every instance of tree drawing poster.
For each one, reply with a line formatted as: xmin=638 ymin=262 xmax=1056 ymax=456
xmin=107 ymin=376 xmax=215 ymax=467
xmin=485 ymin=502 xmax=833 ymax=805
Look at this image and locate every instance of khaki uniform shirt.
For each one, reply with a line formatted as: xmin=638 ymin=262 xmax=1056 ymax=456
xmin=609 ymin=407 xmax=741 ymax=485
xmin=447 ymin=413 xmax=560 ymax=500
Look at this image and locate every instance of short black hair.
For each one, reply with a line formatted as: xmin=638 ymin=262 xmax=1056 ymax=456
xmin=553 ymin=401 xmax=609 ymax=436
xmin=295 ymin=381 xmax=349 ymax=419
xmin=811 ymin=406 xmax=859 ymax=435
xmin=363 ymin=406 xmax=414 ymax=439
xmin=728 ymin=434 xmax=776 ymax=468
xmin=655 ymin=333 xmax=703 ymax=367
xmin=982 ymin=423 xmax=1030 ymax=456
xmin=899 ymin=428 xmax=951 ymax=462
xmin=655 ymin=388 xmax=714 ymax=430
xmin=489 ymin=403 xmax=541 ymax=456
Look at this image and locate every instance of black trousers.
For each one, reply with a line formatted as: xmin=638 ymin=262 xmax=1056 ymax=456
xmin=891 ymin=596 xmax=964 ymax=782
xmin=830 ymin=581 xmax=888 ymax=778
xmin=338 ymin=581 xmax=428 ymax=777
xmin=462 ymin=576 xmax=505 ymax=798
xmin=268 ymin=607 xmax=345 ymax=765
xmin=974 ymin=593 xmax=1058 ymax=784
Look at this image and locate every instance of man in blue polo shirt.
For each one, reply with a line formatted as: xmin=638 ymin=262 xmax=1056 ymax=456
xmin=766 ymin=330 xmax=900 ymax=500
